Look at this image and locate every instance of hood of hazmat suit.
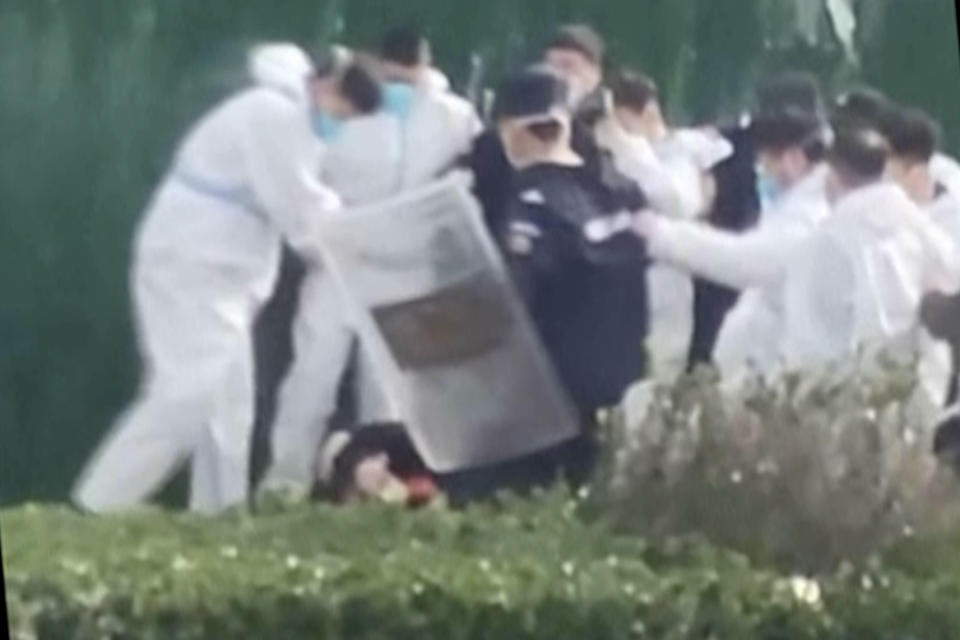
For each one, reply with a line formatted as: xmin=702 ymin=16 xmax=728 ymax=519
xmin=247 ymin=42 xmax=313 ymax=104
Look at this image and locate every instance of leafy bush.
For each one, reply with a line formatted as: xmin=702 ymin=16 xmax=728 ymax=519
xmin=590 ymin=343 xmax=960 ymax=572
xmin=5 ymin=494 xmax=960 ymax=639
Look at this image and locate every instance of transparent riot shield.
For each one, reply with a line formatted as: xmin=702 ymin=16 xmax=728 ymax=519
xmin=317 ymin=174 xmax=579 ymax=472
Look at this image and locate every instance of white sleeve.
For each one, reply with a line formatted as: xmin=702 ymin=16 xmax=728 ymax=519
xmin=597 ymin=122 xmax=688 ymax=218
xmin=647 ymin=215 xmax=802 ymax=291
xmin=782 ymin=236 xmax=855 ymax=368
xmin=448 ymin=95 xmax=483 ymax=157
xmin=240 ymin=91 xmax=342 ymax=255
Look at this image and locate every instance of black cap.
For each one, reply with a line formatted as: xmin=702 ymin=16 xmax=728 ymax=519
xmin=493 ymin=66 xmax=570 ymax=121
xmin=546 ymin=24 xmax=605 ymax=66
xmin=755 ymin=71 xmax=824 ymax=117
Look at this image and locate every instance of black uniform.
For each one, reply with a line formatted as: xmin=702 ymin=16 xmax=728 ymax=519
xmin=687 ymin=123 xmax=761 ymax=370
xmin=504 ymin=161 xmax=649 ymax=415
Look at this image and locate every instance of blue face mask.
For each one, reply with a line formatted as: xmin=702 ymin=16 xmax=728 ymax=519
xmin=383 ymin=82 xmax=417 ymax=120
xmin=756 ymin=168 xmax=784 ymax=208
xmin=310 ymin=109 xmax=343 ymax=142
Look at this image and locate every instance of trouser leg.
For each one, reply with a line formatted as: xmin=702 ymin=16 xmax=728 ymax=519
xmin=262 ymin=270 xmax=354 ymax=491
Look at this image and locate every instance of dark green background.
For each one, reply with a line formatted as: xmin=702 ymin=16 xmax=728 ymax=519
xmin=2 ymin=0 xmax=958 ymax=505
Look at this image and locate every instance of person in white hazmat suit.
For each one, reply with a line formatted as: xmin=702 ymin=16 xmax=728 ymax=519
xmin=883 ymin=106 xmax=960 ymax=254
xmin=593 ymin=69 xmax=732 ymax=378
xmin=633 ymin=104 xmax=832 ymax=379
xmin=262 ymin=26 xmax=481 ymax=494
xmin=780 ymin=126 xmax=960 ymax=409
xmin=835 ymin=87 xmax=960 ymax=200
xmin=72 ymin=44 xmax=383 ymax=514
xmin=882 ymin=106 xmax=960 ymax=412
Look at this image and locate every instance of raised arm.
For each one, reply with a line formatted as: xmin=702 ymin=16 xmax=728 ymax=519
xmin=241 ymin=89 xmax=342 ymax=257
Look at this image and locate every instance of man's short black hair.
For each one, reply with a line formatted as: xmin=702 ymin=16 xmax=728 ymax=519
xmin=755 ymin=71 xmax=823 ymax=116
xmin=312 ymin=46 xmax=382 ymax=114
xmin=380 ymin=24 xmax=428 ymax=67
xmin=828 ymin=125 xmax=889 ymax=186
xmin=833 ymin=86 xmax=891 ymax=130
xmin=609 ymin=68 xmax=659 ymax=113
xmin=882 ymin=106 xmax=940 ymax=164
xmin=340 ymin=62 xmax=383 ymax=114
xmin=750 ymin=107 xmax=827 ymax=161
xmin=545 ymin=23 xmax=605 ymax=66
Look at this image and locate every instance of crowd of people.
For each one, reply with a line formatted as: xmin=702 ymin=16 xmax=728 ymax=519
xmin=69 ymin=23 xmax=960 ymax=514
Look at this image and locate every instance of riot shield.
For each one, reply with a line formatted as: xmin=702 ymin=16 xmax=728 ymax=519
xmin=317 ymin=174 xmax=579 ymax=472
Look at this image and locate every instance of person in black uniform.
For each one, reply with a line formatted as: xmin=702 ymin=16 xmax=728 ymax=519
xmin=437 ymin=67 xmax=650 ymax=503
xmin=468 ymin=24 xmax=606 ymax=234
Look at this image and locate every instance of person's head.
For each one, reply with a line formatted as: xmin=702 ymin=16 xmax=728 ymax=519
xmin=379 ymin=24 xmax=432 ymax=84
xmin=321 ymin=422 xmax=435 ymax=506
xmin=755 ymin=71 xmax=823 ymax=116
xmin=495 ymin=66 xmax=575 ymax=169
xmin=542 ymin=24 xmax=605 ymax=107
xmin=825 ymin=126 xmax=890 ymax=203
xmin=750 ymin=107 xmax=829 ymax=193
xmin=309 ymin=46 xmax=382 ymax=119
xmin=608 ymin=68 xmax=666 ymax=140
xmin=882 ymin=106 xmax=940 ymax=204
xmin=832 ymin=86 xmax=891 ymax=131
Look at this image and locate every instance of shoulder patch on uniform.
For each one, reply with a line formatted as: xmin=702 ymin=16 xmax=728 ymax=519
xmin=506 ymin=231 xmax=534 ymax=255
xmin=505 ymin=220 xmax=541 ymax=255
xmin=519 ymin=189 xmax=547 ymax=205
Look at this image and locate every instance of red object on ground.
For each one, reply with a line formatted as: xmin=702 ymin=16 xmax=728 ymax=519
xmin=404 ymin=474 xmax=439 ymax=507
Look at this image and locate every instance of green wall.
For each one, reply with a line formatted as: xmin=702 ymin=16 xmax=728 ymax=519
xmin=1 ymin=0 xmax=958 ymax=504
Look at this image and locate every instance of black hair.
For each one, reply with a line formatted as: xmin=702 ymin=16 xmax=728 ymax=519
xmin=755 ymin=71 xmax=823 ymax=116
xmin=328 ymin=422 xmax=428 ymax=502
xmin=833 ymin=86 xmax=891 ymax=130
xmin=882 ymin=106 xmax=940 ymax=163
xmin=545 ymin=23 xmax=605 ymax=66
xmin=380 ymin=24 xmax=428 ymax=67
xmin=340 ymin=62 xmax=382 ymax=113
xmin=828 ymin=126 xmax=889 ymax=187
xmin=750 ymin=107 xmax=827 ymax=162
xmin=312 ymin=46 xmax=382 ymax=114
xmin=609 ymin=68 xmax=659 ymax=113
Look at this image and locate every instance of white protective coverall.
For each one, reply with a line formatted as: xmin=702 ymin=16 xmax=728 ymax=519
xmin=931 ymin=152 xmax=960 ymax=200
xmin=643 ymin=164 xmax=831 ymax=378
xmin=263 ymin=73 xmax=481 ymax=491
xmin=781 ymin=181 xmax=960 ymax=409
xmin=929 ymin=186 xmax=960 ymax=251
xmin=596 ymin=121 xmax=733 ymax=377
xmin=72 ymin=44 xmax=341 ymax=513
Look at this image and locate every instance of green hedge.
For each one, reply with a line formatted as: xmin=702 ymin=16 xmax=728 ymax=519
xmin=5 ymin=493 xmax=960 ymax=639
xmin=5 ymin=0 xmax=960 ymax=506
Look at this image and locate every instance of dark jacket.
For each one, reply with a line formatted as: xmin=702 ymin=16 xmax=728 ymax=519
xmin=502 ymin=160 xmax=649 ymax=415
xmin=468 ymin=118 xmax=603 ymax=236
